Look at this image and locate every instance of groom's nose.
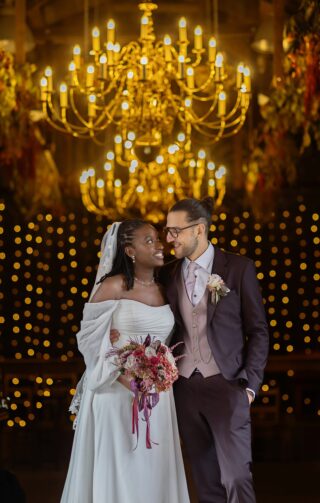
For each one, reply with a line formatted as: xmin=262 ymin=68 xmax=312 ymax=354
xmin=166 ymin=232 xmax=174 ymax=243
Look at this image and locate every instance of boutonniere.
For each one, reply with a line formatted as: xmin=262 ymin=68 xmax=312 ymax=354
xmin=207 ymin=274 xmax=230 ymax=304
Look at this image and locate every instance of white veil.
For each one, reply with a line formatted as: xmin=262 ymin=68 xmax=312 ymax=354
xmin=70 ymin=221 xmax=121 ymax=426
xmin=89 ymin=221 xmax=121 ymax=302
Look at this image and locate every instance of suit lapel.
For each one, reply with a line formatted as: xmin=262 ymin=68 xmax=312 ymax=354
xmin=207 ymin=247 xmax=228 ymax=326
xmin=166 ymin=260 xmax=183 ymax=326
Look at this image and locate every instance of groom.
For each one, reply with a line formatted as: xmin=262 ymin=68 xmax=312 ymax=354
xmin=161 ymin=197 xmax=269 ymax=503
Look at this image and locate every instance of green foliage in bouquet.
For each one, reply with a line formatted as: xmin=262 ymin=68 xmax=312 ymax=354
xmin=244 ymin=0 xmax=320 ymax=218
xmin=0 ymin=50 xmax=62 ymax=217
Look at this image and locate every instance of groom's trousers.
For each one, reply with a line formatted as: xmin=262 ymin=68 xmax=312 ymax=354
xmin=174 ymin=373 xmax=256 ymax=503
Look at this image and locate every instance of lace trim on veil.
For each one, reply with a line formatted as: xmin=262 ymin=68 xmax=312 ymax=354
xmin=69 ymin=371 xmax=87 ymax=430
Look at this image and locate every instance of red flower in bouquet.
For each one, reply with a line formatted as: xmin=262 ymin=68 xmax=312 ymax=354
xmin=106 ymin=335 xmax=181 ymax=448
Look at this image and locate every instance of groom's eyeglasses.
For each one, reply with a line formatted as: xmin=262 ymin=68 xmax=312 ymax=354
xmin=163 ymin=223 xmax=199 ymax=239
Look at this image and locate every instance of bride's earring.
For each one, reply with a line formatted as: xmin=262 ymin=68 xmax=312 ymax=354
xmin=132 ymin=255 xmax=136 ymax=263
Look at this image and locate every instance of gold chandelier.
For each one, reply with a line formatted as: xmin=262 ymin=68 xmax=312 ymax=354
xmin=79 ymin=131 xmax=227 ymax=223
xmin=40 ymin=1 xmax=251 ymax=153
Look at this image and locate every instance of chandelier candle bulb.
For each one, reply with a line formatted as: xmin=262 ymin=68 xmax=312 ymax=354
xmin=104 ymin=162 xmax=114 ymax=189
xmin=92 ymin=27 xmax=100 ymax=52
xmin=178 ymin=55 xmax=185 ymax=79
xmin=113 ymin=43 xmax=121 ymax=63
xmin=40 ymin=77 xmax=47 ymax=102
xmin=59 ymin=83 xmax=68 ymax=108
xmin=188 ymin=159 xmax=196 ymax=179
xmin=240 ymin=84 xmax=247 ymax=108
xmin=243 ymin=66 xmax=251 ymax=92
xmin=140 ymin=56 xmax=148 ymax=80
xmin=68 ymin=61 xmax=77 ymax=86
xmin=186 ymin=67 xmax=194 ymax=88
xmin=72 ymin=45 xmax=81 ymax=70
xmin=96 ymin=179 xmax=105 ymax=206
xmin=208 ymin=37 xmax=217 ymax=63
xmin=114 ymin=179 xmax=122 ymax=199
xmin=179 ymin=17 xmax=187 ymax=42
xmin=218 ymin=91 xmax=226 ymax=116
xmin=44 ymin=67 xmax=53 ymax=92
xmin=236 ymin=63 xmax=244 ymax=88
xmin=88 ymin=95 xmax=96 ymax=118
xmin=164 ymin=35 xmax=172 ymax=62
xmin=99 ymin=54 xmax=107 ymax=79
xmin=86 ymin=65 xmax=95 ymax=87
xmin=215 ymin=52 xmax=224 ymax=81
xmin=194 ymin=26 xmax=203 ymax=50
xmin=114 ymin=135 xmax=122 ymax=155
xmin=141 ymin=16 xmax=149 ymax=38
xmin=87 ymin=168 xmax=96 ymax=190
xmin=106 ymin=42 xmax=114 ymax=66
xmin=107 ymin=19 xmax=115 ymax=44
xmin=208 ymin=178 xmax=216 ymax=197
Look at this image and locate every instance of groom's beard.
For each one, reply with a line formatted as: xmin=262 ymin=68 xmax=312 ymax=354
xmin=171 ymin=236 xmax=198 ymax=259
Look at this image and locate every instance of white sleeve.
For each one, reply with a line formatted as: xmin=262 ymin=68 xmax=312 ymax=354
xmin=76 ymin=300 xmax=120 ymax=391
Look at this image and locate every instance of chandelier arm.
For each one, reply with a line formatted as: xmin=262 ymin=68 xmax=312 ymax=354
xmin=89 ymin=134 xmax=109 ymax=146
xmin=215 ymin=118 xmax=246 ymax=138
xmin=190 ymin=52 xmax=203 ymax=68
xmin=80 ymin=189 xmax=116 ymax=217
xmin=202 ymin=112 xmax=246 ymax=129
xmin=46 ymin=95 xmax=68 ymax=124
xmin=175 ymin=70 xmax=218 ymax=98
xmin=115 ymin=156 xmax=131 ymax=168
xmin=188 ymin=91 xmax=220 ymax=103
xmin=43 ymin=113 xmax=75 ymax=135
xmin=189 ymin=94 xmax=248 ymax=128
xmin=222 ymin=93 xmax=243 ymax=121
xmin=122 ymin=184 xmax=139 ymax=207
xmin=192 ymin=121 xmax=226 ymax=141
xmin=46 ymin=94 xmax=96 ymax=135
xmin=69 ymin=89 xmax=99 ymax=129
xmin=177 ymin=95 xmax=221 ymax=125
xmin=97 ymin=78 xmax=121 ymax=98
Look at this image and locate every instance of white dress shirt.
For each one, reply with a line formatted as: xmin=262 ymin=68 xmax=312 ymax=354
xmin=182 ymin=242 xmax=214 ymax=305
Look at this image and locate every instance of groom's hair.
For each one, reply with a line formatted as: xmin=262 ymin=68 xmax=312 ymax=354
xmin=169 ymin=197 xmax=214 ymax=235
xmin=98 ymin=219 xmax=148 ymax=290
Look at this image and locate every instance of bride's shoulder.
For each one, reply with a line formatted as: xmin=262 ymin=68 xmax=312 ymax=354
xmin=91 ymin=274 xmax=125 ymax=303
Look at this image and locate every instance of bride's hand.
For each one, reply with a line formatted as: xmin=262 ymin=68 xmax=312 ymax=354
xmin=110 ymin=329 xmax=120 ymax=345
xmin=117 ymin=374 xmax=132 ymax=391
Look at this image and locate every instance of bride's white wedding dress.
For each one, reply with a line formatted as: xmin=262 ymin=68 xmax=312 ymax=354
xmin=61 ymin=298 xmax=190 ymax=503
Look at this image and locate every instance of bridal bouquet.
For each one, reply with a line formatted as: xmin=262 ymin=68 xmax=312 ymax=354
xmin=106 ymin=335 xmax=180 ymax=449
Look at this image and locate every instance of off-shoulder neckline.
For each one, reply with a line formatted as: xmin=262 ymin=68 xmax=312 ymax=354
xmin=86 ymin=298 xmax=169 ymax=308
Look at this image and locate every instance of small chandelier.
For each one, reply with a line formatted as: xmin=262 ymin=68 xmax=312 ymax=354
xmin=79 ymin=131 xmax=227 ymax=223
xmin=40 ymin=1 xmax=251 ymax=155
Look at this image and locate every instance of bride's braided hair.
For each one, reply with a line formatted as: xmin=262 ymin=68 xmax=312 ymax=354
xmin=97 ymin=219 xmax=147 ymax=290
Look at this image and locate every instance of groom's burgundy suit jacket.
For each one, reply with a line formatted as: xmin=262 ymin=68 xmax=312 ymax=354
xmin=160 ymin=247 xmax=269 ymax=395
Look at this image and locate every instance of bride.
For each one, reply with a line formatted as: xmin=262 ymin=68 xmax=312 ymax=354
xmin=60 ymin=219 xmax=190 ymax=503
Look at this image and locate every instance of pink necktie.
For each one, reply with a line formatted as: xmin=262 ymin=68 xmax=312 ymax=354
xmin=185 ymin=261 xmax=198 ymax=304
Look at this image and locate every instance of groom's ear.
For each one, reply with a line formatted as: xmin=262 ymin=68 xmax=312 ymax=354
xmin=197 ymin=222 xmax=207 ymax=236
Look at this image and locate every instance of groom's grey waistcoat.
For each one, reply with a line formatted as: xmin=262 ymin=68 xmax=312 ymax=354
xmin=177 ymin=271 xmax=220 ymax=378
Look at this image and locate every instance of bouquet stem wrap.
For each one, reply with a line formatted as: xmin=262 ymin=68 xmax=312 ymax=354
xmin=131 ymin=381 xmax=159 ymax=449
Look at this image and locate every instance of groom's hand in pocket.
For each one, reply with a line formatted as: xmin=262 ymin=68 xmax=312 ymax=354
xmin=246 ymin=390 xmax=254 ymax=405
xmin=110 ymin=329 xmax=120 ymax=345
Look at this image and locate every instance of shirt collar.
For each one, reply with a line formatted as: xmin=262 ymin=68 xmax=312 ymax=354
xmin=183 ymin=242 xmax=214 ymax=273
